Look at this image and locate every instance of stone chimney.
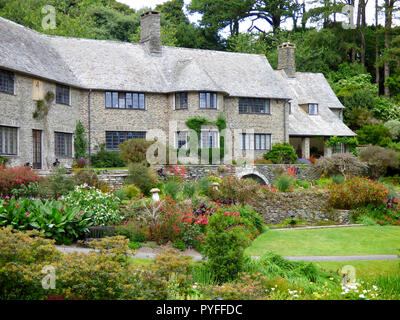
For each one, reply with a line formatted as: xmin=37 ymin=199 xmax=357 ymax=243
xmin=140 ymin=11 xmax=162 ymax=55
xmin=277 ymin=41 xmax=296 ymax=78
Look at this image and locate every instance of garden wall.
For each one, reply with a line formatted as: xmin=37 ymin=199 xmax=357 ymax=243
xmin=258 ymin=191 xmax=350 ymax=224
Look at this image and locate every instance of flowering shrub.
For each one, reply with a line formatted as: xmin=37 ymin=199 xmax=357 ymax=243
xmin=0 ymin=198 xmax=92 ymax=244
xmin=328 ymin=176 xmax=391 ymax=210
xmin=62 ymin=185 xmax=122 ymax=226
xmin=0 ymin=166 xmax=43 ymax=196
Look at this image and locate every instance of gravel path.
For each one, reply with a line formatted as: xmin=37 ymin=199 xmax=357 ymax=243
xmin=56 ymin=246 xmax=398 ymax=262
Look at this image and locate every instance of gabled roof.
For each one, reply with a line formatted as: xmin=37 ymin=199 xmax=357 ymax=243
xmin=276 ymin=70 xmax=356 ymax=137
xmin=0 ymin=16 xmax=290 ymax=99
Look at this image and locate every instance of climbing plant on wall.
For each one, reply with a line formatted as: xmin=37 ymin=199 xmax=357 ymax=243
xmin=325 ymin=136 xmax=358 ymax=156
xmin=32 ymin=91 xmax=54 ymax=119
xmin=185 ymin=114 xmax=227 ymax=163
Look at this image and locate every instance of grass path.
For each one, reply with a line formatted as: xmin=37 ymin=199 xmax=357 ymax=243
xmin=246 ymin=226 xmax=400 ymax=257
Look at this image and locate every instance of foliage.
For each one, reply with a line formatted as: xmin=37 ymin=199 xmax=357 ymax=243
xmin=351 ymin=204 xmax=400 ymax=226
xmin=118 ymin=138 xmax=155 ymax=165
xmin=331 ymin=175 xmax=345 ymax=185
xmin=125 ymin=163 xmax=157 ymax=196
xmin=164 ymin=179 xmax=181 ymax=200
xmin=209 ymin=175 xmax=266 ymax=206
xmin=202 ymin=209 xmax=255 ymax=283
xmin=62 ymin=185 xmax=122 ymax=227
xmin=115 ymin=221 xmax=147 ymax=243
xmin=0 ymin=198 xmax=92 ymax=244
xmin=264 ymin=143 xmax=297 ymax=164
xmin=0 ymin=166 xmax=43 ymax=196
xmin=325 ymin=136 xmax=359 ymax=155
xmin=226 ymin=204 xmax=266 ymax=234
xmin=10 ymin=181 xmax=41 ymax=199
xmin=384 ymin=120 xmax=400 ymax=141
xmin=75 ymin=158 xmax=87 ymax=169
xmin=122 ymin=184 xmax=141 ymax=200
xmin=328 ymin=177 xmax=391 ymax=210
xmin=358 ymin=145 xmax=399 ymax=179
xmin=73 ymin=169 xmax=109 ymax=193
xmin=39 ymin=168 xmax=75 ymax=199
xmin=182 ymin=182 xmax=197 ymax=199
xmin=356 ymin=124 xmax=392 ymax=147
xmin=313 ymin=153 xmax=368 ymax=178
xmin=274 ymin=174 xmax=293 ymax=192
xmin=91 ymin=144 xmax=126 ymax=168
xmin=0 ymin=156 xmax=9 ymax=166
xmin=74 ymin=121 xmax=87 ymax=160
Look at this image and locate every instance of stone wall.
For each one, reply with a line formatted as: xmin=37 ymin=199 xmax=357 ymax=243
xmin=260 ymin=191 xmax=349 ymax=224
xmin=0 ymin=72 xmax=82 ymax=169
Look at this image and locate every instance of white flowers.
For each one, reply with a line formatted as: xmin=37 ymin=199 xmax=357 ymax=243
xmin=62 ymin=185 xmax=122 ymax=226
xmin=341 ymin=281 xmax=380 ymax=300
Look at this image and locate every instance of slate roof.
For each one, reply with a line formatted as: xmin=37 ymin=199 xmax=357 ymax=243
xmin=275 ymin=70 xmax=356 ymax=137
xmin=0 ymin=16 xmax=290 ymax=99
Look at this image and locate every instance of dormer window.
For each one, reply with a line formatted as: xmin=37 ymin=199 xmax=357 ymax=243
xmin=308 ymin=104 xmax=318 ymax=115
xmin=0 ymin=69 xmax=14 ymax=95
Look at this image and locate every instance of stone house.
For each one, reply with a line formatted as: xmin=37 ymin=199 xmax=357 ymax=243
xmin=0 ymin=11 xmax=355 ymax=169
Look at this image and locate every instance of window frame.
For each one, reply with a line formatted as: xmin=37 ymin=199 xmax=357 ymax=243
xmin=0 ymin=126 xmax=18 ymax=156
xmin=332 ymin=142 xmax=345 ymax=154
xmin=54 ymin=132 xmax=73 ymax=158
xmin=105 ymin=131 xmax=146 ymax=151
xmin=176 ymin=131 xmax=189 ymax=149
xmin=308 ymin=103 xmax=319 ymax=115
xmin=200 ymin=130 xmax=219 ymax=148
xmin=199 ymin=92 xmax=217 ymax=110
xmin=239 ymin=98 xmax=270 ymax=115
xmin=105 ymin=91 xmax=146 ymax=110
xmin=241 ymin=133 xmax=271 ymax=151
xmin=0 ymin=69 xmax=15 ymax=95
xmin=56 ymin=84 xmax=71 ymax=105
xmin=175 ymin=92 xmax=188 ymax=110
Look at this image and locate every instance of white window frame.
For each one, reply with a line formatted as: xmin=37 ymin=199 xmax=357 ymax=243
xmin=200 ymin=130 xmax=219 ymax=148
xmin=308 ymin=103 xmax=318 ymax=115
xmin=241 ymin=133 xmax=271 ymax=151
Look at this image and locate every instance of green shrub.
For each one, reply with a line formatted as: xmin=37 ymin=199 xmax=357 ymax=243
xmin=0 ymin=198 xmax=92 ymax=244
xmin=182 ymin=182 xmax=197 ymax=199
xmin=295 ymin=180 xmax=311 ymax=189
xmin=119 ymin=138 xmax=155 ymax=165
xmin=91 ymin=144 xmax=125 ymax=168
xmin=62 ymin=185 xmax=122 ymax=226
xmin=202 ymin=210 xmax=254 ymax=283
xmin=123 ymin=184 xmax=141 ymax=200
xmin=356 ymin=124 xmax=392 ymax=147
xmin=39 ymin=168 xmax=75 ymax=199
xmin=10 ymin=181 xmax=41 ymax=199
xmin=384 ymin=120 xmax=400 ymax=141
xmin=197 ymin=177 xmax=211 ymax=196
xmin=115 ymin=221 xmax=147 ymax=242
xmin=274 ymin=174 xmax=293 ymax=192
xmin=331 ymin=175 xmax=345 ymax=184
xmin=0 ymin=156 xmax=9 ymax=166
xmin=74 ymin=120 xmax=87 ymax=159
xmin=164 ymin=179 xmax=181 ymax=200
xmin=173 ymin=239 xmax=187 ymax=251
xmin=264 ymin=143 xmax=297 ymax=164
xmin=125 ymin=163 xmax=157 ymax=196
xmin=356 ymin=214 xmax=380 ymax=226
xmin=228 ymin=204 xmax=266 ymax=234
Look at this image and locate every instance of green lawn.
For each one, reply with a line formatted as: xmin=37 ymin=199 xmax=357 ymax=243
xmin=246 ymin=226 xmax=400 ymax=256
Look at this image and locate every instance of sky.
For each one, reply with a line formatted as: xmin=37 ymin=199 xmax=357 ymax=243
xmin=118 ymin=0 xmax=397 ymax=35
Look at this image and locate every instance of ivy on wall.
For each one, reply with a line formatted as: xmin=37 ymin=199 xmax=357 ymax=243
xmin=32 ymin=91 xmax=54 ymax=119
xmin=325 ymin=136 xmax=358 ymax=155
xmin=185 ymin=114 xmax=227 ymax=162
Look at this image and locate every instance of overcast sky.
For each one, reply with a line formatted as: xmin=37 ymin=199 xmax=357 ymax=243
xmin=118 ymin=0 xmax=397 ymax=35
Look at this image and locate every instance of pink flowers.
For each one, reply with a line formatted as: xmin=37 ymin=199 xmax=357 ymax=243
xmin=15 ymin=203 xmax=20 ymax=208
xmin=80 ymin=211 xmax=84 ymax=214
xmin=75 ymin=215 xmax=79 ymax=219
xmin=25 ymin=212 xmax=30 ymax=217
